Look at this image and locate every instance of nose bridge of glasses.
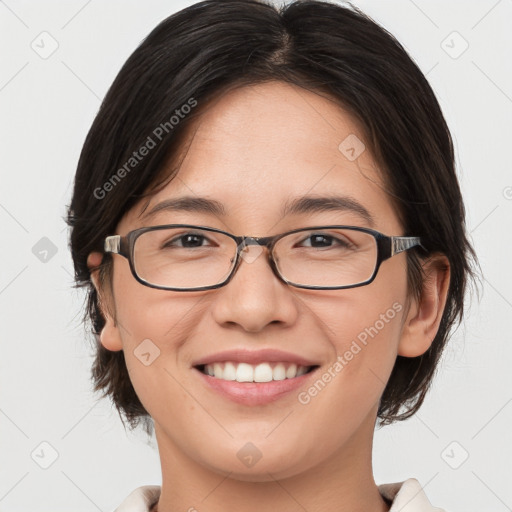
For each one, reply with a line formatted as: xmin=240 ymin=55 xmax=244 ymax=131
xmin=235 ymin=236 xmax=276 ymax=267
xmin=229 ymin=234 xmax=285 ymax=290
xmin=237 ymin=236 xmax=275 ymax=268
xmin=238 ymin=235 xmax=274 ymax=249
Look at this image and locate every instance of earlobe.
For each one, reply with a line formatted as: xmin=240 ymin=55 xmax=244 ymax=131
xmin=87 ymin=251 xmax=123 ymax=352
xmin=98 ymin=318 xmax=124 ymax=352
xmin=398 ymin=254 xmax=450 ymax=357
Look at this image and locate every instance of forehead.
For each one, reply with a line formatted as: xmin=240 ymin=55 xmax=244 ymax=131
xmin=126 ymin=81 xmax=401 ymax=234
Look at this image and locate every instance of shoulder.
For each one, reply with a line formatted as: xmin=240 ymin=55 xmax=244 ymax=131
xmin=379 ymin=478 xmax=448 ymax=512
xmin=112 ymin=485 xmax=161 ymax=512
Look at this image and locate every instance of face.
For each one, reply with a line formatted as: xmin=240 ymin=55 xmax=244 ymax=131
xmin=91 ymin=81 xmax=421 ymax=481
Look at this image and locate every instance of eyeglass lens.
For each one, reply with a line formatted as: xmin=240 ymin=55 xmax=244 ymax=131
xmin=132 ymin=227 xmax=378 ymax=289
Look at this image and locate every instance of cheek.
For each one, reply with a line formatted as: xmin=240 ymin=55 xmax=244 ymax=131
xmin=290 ymin=297 xmax=405 ymax=463
xmin=303 ymin=265 xmax=408 ymax=407
xmin=333 ymin=298 xmax=405 ymax=388
xmin=112 ymin=257 xmax=202 ymax=344
xmin=109 ymin=262 xmax=202 ymax=401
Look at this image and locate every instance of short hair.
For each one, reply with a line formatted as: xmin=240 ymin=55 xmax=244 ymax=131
xmin=66 ymin=0 xmax=478 ymax=435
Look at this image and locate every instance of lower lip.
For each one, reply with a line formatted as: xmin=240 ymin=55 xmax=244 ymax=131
xmin=193 ymin=367 xmax=319 ymax=406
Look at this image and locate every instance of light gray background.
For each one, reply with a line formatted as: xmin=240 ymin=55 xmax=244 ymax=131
xmin=1 ymin=0 xmax=511 ymax=511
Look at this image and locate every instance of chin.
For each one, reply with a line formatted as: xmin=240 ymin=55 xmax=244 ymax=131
xmin=199 ymin=449 xmax=312 ymax=482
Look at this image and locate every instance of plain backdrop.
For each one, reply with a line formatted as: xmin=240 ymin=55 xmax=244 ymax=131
xmin=1 ymin=0 xmax=511 ymax=511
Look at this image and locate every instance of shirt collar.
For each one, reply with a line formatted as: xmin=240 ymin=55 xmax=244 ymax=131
xmin=379 ymin=478 xmax=446 ymax=511
xmin=114 ymin=478 xmax=445 ymax=512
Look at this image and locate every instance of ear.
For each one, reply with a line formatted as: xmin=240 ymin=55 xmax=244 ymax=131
xmin=398 ymin=253 xmax=450 ymax=357
xmin=87 ymin=252 xmax=123 ymax=352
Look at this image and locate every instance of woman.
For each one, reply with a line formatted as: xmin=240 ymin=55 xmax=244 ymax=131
xmin=67 ymin=0 xmax=477 ymax=510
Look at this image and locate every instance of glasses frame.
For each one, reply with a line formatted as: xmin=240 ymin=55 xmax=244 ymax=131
xmin=103 ymin=224 xmax=425 ymax=292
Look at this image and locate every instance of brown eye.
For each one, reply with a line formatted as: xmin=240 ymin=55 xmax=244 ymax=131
xmin=295 ymin=232 xmax=353 ymax=250
xmin=163 ymin=233 xmax=211 ymax=249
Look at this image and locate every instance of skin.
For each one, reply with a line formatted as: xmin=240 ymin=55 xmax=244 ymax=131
xmin=88 ymin=81 xmax=450 ymax=512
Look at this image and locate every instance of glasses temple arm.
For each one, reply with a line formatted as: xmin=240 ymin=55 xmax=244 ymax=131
xmin=390 ymin=236 xmax=425 ymax=256
xmin=104 ymin=235 xmax=121 ymax=254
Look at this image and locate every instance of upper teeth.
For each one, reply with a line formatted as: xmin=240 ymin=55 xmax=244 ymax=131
xmin=203 ymin=362 xmax=310 ymax=382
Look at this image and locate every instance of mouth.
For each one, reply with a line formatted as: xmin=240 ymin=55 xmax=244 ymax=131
xmin=195 ymin=361 xmax=320 ymax=383
xmin=193 ymin=361 xmax=321 ymax=406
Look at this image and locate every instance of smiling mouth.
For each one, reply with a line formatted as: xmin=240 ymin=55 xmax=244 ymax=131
xmin=195 ymin=361 xmax=319 ymax=383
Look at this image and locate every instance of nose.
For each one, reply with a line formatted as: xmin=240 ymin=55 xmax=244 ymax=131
xmin=210 ymin=244 xmax=299 ymax=333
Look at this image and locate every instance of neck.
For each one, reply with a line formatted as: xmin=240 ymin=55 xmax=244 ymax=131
xmin=152 ymin=410 xmax=390 ymax=512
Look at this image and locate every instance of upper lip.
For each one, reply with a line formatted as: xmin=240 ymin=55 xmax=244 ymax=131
xmin=192 ymin=349 xmax=320 ymax=368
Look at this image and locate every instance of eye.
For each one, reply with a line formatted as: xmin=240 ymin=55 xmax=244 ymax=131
xmin=296 ymin=233 xmax=353 ymax=249
xmin=162 ymin=232 xmax=214 ymax=249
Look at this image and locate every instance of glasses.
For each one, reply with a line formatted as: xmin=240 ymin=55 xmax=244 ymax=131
xmin=103 ymin=224 xmax=424 ymax=292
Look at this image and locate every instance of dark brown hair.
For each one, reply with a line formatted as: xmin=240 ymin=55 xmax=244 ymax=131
xmin=66 ymin=0 xmax=478 ymax=436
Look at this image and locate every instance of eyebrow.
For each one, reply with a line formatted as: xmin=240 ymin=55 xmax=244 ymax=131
xmin=140 ymin=196 xmax=226 ymax=220
xmin=140 ymin=194 xmax=374 ymax=226
xmin=281 ymin=195 xmax=374 ymax=226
